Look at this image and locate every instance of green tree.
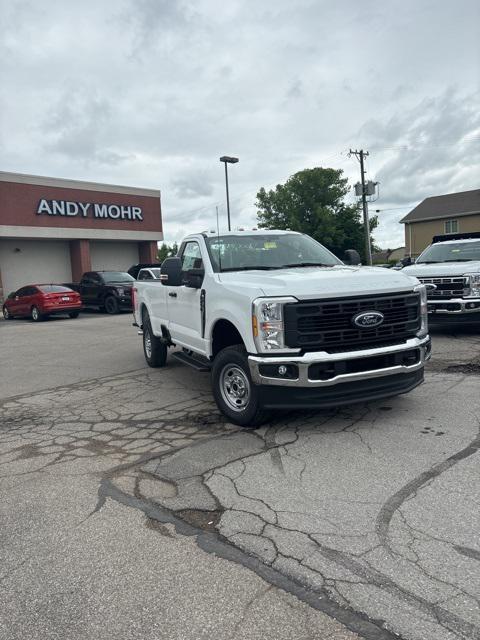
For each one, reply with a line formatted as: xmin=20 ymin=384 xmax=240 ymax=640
xmin=157 ymin=242 xmax=178 ymax=262
xmin=256 ymin=167 xmax=377 ymax=261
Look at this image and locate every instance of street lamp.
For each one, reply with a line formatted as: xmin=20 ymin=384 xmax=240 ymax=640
xmin=219 ymin=155 xmax=239 ymax=231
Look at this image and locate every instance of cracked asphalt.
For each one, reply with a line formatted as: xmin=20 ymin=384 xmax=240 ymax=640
xmin=1 ymin=315 xmax=479 ymax=640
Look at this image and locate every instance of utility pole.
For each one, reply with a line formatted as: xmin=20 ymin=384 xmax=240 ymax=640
xmin=349 ymin=149 xmax=372 ymax=265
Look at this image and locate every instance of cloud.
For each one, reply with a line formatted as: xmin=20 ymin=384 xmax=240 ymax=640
xmin=41 ymin=89 xmax=131 ymax=166
xmin=352 ymin=88 xmax=480 ymax=247
xmin=0 ymin=0 xmax=478 ymax=248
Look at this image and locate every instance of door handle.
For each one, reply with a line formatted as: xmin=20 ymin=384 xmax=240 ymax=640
xmin=168 ymin=292 xmax=177 ymax=298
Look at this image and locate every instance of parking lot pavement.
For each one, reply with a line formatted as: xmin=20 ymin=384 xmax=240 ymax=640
xmin=1 ymin=315 xmax=479 ymax=640
xmin=0 ymin=311 xmax=146 ymax=399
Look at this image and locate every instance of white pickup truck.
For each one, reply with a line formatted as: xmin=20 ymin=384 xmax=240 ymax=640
xmin=133 ymin=230 xmax=431 ymax=427
xmin=402 ymin=233 xmax=480 ymax=324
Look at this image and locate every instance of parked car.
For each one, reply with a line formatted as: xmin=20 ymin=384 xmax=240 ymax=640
xmin=137 ymin=267 xmax=162 ymax=280
xmin=64 ymin=271 xmax=134 ymax=314
xmin=133 ymin=229 xmax=430 ymax=427
xmin=2 ymin=284 xmax=82 ymax=321
xmin=128 ymin=262 xmax=161 ymax=279
xmin=403 ymin=232 xmax=480 ymax=324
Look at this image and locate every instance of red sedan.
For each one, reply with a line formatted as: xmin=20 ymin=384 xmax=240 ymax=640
xmin=2 ymin=284 xmax=82 ymax=321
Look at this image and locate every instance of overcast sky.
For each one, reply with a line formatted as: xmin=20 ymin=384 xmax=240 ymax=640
xmin=1 ymin=0 xmax=479 ymax=249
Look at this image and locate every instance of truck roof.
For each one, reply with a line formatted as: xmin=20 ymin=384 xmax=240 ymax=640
xmin=432 ymin=237 xmax=480 ymax=246
xmin=199 ymin=229 xmax=302 ymax=238
xmin=432 ymin=231 xmax=480 ymax=244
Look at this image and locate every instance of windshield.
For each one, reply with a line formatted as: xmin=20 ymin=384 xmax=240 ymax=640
xmin=101 ymin=272 xmax=135 ymax=283
xmin=205 ymin=234 xmax=342 ymax=272
xmin=416 ymin=241 xmax=480 ymax=264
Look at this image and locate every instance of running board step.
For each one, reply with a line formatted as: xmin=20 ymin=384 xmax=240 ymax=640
xmin=171 ymin=351 xmax=211 ymax=372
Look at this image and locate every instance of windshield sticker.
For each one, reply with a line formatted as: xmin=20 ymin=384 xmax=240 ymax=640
xmin=264 ymin=241 xmax=277 ymax=249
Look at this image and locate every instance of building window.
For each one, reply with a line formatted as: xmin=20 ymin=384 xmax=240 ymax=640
xmin=445 ymin=220 xmax=458 ymax=234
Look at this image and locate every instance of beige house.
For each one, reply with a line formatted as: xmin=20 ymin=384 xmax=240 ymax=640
xmin=401 ymin=189 xmax=480 ymax=258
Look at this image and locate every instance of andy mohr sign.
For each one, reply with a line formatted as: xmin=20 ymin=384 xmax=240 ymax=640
xmin=37 ymin=199 xmax=143 ymax=221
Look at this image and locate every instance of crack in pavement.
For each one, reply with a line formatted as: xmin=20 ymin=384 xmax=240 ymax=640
xmin=376 ymin=417 xmax=480 ymax=555
xmin=2 ymin=358 xmax=480 ymax=640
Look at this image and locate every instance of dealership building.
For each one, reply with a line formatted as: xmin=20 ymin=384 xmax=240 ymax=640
xmin=0 ymin=171 xmax=163 ymax=301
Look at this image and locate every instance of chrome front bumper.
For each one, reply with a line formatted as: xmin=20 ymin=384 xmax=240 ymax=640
xmin=248 ymin=336 xmax=431 ymax=388
xmin=427 ymin=298 xmax=480 ymax=314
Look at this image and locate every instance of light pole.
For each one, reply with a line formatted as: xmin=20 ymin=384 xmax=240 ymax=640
xmin=219 ymin=156 xmax=239 ymax=231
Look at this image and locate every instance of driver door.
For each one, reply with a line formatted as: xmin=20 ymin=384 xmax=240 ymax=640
xmin=166 ymin=241 xmax=205 ymax=353
xmin=10 ymin=287 xmax=27 ymax=316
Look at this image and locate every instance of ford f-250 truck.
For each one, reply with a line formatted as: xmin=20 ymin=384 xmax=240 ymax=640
xmin=402 ymin=232 xmax=480 ymax=324
xmin=133 ymin=230 xmax=431 ymax=427
xmin=65 ymin=271 xmax=134 ymax=314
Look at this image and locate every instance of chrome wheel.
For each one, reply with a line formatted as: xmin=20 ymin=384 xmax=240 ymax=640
xmin=32 ymin=307 xmax=39 ymax=321
xmin=3 ymin=306 xmax=10 ymax=319
xmin=220 ymin=364 xmax=251 ymax=412
xmin=144 ymin=328 xmax=152 ymax=359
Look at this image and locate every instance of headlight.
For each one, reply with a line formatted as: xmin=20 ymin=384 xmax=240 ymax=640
xmin=116 ymin=288 xmax=125 ymax=296
xmin=414 ymin=284 xmax=428 ymax=338
xmin=252 ymin=297 xmax=297 ymax=352
xmin=465 ymin=273 xmax=480 ymax=297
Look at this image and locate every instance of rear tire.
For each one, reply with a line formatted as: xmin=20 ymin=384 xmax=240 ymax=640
xmin=2 ymin=306 xmax=13 ymax=320
xmin=104 ymin=296 xmax=119 ymax=314
xmin=142 ymin=312 xmax=167 ymax=367
xmin=69 ymin=311 xmax=80 ymax=319
xmin=31 ymin=306 xmax=44 ymax=322
xmin=211 ymin=345 xmax=269 ymax=428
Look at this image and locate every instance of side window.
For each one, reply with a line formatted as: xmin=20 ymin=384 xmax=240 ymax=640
xmin=138 ymin=271 xmax=150 ymax=280
xmin=91 ymin=273 xmax=102 ymax=284
xmin=25 ymin=287 xmax=37 ymax=296
xmin=16 ymin=287 xmax=28 ymax=297
xmin=445 ymin=220 xmax=458 ymax=234
xmin=181 ymin=242 xmax=203 ymax=272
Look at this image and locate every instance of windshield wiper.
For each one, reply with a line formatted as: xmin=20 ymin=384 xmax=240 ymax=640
xmin=280 ymin=262 xmax=335 ymax=268
xmin=416 ymin=261 xmax=441 ymax=264
xmin=444 ymin=258 xmax=474 ymax=262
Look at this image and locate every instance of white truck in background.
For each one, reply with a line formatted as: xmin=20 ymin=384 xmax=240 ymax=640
xmin=402 ymin=232 xmax=480 ymax=324
xmin=133 ymin=230 xmax=431 ymax=427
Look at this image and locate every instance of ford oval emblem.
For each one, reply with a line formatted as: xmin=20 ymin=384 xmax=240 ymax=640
xmin=353 ymin=311 xmax=384 ymax=328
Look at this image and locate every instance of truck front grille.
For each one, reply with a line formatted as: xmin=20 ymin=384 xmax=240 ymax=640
xmin=284 ymin=292 xmax=420 ymax=351
xmin=418 ymin=277 xmax=468 ymax=299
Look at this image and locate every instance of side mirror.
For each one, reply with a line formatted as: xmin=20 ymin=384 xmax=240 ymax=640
xmin=160 ymin=257 xmax=183 ymax=286
xmin=401 ymin=256 xmax=412 ymax=266
xmin=344 ymin=249 xmax=361 ymax=266
xmin=183 ymin=268 xmax=205 ymax=289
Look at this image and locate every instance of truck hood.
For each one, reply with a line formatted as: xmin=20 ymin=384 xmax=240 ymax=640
xmin=403 ymin=261 xmax=480 ymax=278
xmin=218 ymin=266 xmax=418 ymax=300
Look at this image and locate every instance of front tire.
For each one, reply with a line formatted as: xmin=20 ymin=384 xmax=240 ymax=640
xmin=2 ymin=306 xmax=13 ymax=320
xmin=211 ymin=345 xmax=269 ymax=428
xmin=104 ymin=296 xmax=119 ymax=314
xmin=31 ymin=306 xmax=44 ymax=322
xmin=142 ymin=313 xmax=167 ymax=367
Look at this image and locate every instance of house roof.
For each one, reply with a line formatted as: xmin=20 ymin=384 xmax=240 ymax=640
xmin=400 ymin=188 xmax=480 ymax=224
xmin=372 ymin=247 xmax=405 ymax=262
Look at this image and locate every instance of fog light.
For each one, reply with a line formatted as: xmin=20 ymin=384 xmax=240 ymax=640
xmin=258 ymin=364 xmax=299 ymax=379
